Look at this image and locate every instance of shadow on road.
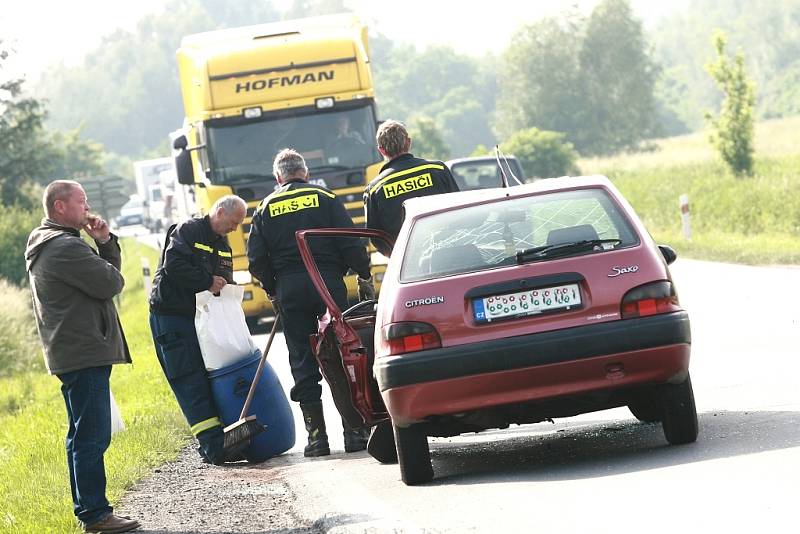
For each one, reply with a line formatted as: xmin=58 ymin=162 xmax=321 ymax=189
xmin=135 ymin=512 xmax=373 ymax=534
xmin=430 ymin=410 xmax=800 ymax=485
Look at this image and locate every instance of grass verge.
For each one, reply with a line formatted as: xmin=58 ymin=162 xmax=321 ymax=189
xmin=0 ymin=239 xmax=188 ymax=533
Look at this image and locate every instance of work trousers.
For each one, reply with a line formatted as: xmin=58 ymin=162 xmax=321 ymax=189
xmin=57 ymin=365 xmax=113 ymax=527
xmin=149 ymin=312 xmax=225 ymax=464
xmin=276 ymin=271 xmax=347 ymax=404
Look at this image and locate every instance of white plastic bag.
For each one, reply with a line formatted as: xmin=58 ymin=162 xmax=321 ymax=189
xmin=110 ymin=389 xmax=125 ymax=434
xmin=195 ymin=284 xmax=257 ymax=370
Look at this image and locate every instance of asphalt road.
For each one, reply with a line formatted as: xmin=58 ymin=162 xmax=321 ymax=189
xmin=121 ymin=256 xmax=800 ymax=533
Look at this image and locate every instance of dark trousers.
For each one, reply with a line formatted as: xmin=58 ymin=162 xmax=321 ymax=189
xmin=58 ymin=365 xmax=113 ymax=526
xmin=276 ymin=271 xmax=347 ymax=404
xmin=149 ymin=312 xmax=225 ymax=463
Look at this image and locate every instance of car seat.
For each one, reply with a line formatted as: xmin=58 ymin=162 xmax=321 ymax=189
xmin=546 ymin=224 xmax=599 ymax=245
xmin=478 ymin=173 xmax=496 ymax=188
xmin=430 ymin=244 xmax=485 ymax=273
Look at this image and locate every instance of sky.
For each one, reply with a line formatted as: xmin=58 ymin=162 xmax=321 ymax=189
xmin=0 ymin=0 xmax=689 ymax=83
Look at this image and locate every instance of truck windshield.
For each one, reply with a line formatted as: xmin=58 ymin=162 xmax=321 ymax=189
xmin=206 ymin=104 xmax=380 ymax=185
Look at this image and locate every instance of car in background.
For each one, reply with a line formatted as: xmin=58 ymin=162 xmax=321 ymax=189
xmin=446 ymin=155 xmax=527 ymax=191
xmin=298 ymin=175 xmax=697 ymax=485
xmin=115 ymin=195 xmax=144 ymax=227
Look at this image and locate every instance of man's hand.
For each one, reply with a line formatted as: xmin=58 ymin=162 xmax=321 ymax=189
xmin=267 ymin=293 xmax=283 ymax=315
xmin=209 ymin=275 xmax=227 ymax=294
xmin=85 ymin=215 xmax=111 ymax=243
xmin=357 ymin=276 xmax=376 ymax=301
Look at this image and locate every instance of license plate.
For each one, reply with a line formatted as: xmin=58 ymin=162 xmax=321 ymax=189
xmin=473 ymin=283 xmax=582 ymax=323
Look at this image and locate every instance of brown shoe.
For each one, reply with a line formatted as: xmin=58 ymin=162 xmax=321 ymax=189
xmin=84 ymin=513 xmax=141 ymax=533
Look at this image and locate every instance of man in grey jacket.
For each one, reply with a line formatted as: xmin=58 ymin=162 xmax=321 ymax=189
xmin=25 ymin=180 xmax=140 ymax=534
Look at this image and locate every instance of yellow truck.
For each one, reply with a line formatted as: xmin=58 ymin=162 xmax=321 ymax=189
xmin=171 ymin=15 xmax=385 ymax=327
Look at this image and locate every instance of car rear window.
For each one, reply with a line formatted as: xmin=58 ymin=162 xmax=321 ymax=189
xmin=400 ymin=187 xmax=639 ymax=282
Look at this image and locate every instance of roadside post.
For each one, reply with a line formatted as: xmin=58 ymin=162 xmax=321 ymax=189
xmin=142 ymin=258 xmax=152 ymax=301
xmin=679 ymin=194 xmax=691 ymax=241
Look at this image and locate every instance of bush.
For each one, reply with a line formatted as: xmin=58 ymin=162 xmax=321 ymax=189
xmin=0 ymin=278 xmax=43 ymax=377
xmin=0 ymin=205 xmax=42 ymax=286
xmin=502 ymin=128 xmax=580 ymax=179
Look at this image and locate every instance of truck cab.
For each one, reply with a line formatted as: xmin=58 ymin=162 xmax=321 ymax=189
xmin=171 ymin=15 xmax=385 ymax=323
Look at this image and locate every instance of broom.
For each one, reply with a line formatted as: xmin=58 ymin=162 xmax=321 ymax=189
xmin=223 ymin=312 xmax=282 ymax=453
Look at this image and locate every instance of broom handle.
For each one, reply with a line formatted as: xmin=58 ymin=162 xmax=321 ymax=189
xmin=239 ymin=311 xmax=281 ymax=420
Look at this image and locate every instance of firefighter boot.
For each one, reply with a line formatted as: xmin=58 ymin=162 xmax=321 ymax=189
xmin=342 ymin=418 xmax=369 ymax=452
xmin=300 ymin=402 xmax=330 ymax=457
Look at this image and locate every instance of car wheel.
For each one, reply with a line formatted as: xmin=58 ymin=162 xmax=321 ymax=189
xmin=367 ymin=420 xmax=398 ymax=464
xmin=661 ymin=374 xmax=698 ymax=445
xmin=628 ymin=390 xmax=662 ymax=422
xmin=393 ymin=423 xmax=433 ymax=485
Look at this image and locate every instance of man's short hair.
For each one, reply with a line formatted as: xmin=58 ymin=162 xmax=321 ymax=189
xmin=376 ymin=120 xmax=410 ymax=158
xmin=273 ymin=148 xmax=307 ymax=179
xmin=211 ymin=195 xmax=246 ymax=216
xmin=43 ymin=180 xmax=81 ymax=217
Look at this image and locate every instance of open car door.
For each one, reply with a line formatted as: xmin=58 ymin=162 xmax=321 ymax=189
xmin=296 ymin=228 xmax=393 ymax=431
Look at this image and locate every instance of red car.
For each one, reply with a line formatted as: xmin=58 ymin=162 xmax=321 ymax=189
xmin=297 ymin=175 xmax=697 ymax=485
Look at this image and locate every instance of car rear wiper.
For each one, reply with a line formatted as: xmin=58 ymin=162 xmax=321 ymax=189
xmin=515 ymin=239 xmax=621 ymax=263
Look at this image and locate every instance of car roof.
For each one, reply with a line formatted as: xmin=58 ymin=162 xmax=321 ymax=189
xmin=403 ymin=175 xmax=614 ymax=219
xmin=445 ymin=155 xmax=518 ymax=166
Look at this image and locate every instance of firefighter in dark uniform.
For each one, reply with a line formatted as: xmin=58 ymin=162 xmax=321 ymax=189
xmin=364 ymin=119 xmax=460 ymax=256
xmin=247 ymin=148 xmax=375 ymax=457
xmin=149 ymin=195 xmax=247 ymax=465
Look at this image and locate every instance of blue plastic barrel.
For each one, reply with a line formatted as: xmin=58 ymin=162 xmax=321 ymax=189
xmin=208 ymin=351 xmax=295 ymax=463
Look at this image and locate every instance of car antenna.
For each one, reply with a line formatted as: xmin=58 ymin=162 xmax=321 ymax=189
xmin=501 ymin=151 xmax=523 ymax=185
xmin=494 ymin=145 xmax=522 ymax=188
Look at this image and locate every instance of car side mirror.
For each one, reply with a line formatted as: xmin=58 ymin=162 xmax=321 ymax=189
xmin=658 ymin=245 xmax=677 ymax=265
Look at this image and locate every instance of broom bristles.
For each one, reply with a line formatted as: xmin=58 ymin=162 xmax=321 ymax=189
xmin=224 ymin=415 xmax=267 ymax=450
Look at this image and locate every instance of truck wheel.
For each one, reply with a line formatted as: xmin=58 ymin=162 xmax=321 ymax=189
xmin=367 ymin=420 xmax=398 ymax=464
xmin=393 ymin=423 xmax=433 ymax=485
xmin=661 ymin=375 xmax=699 ymax=445
xmin=628 ymin=390 xmax=662 ymax=422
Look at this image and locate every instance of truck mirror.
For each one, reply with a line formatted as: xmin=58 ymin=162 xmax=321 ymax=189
xmin=172 ymin=134 xmax=188 ymax=150
xmin=174 ymin=149 xmax=194 ymax=185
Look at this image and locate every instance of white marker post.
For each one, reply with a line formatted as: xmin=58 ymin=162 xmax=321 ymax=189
xmin=679 ymin=194 xmax=691 ymax=241
xmin=141 ymin=257 xmax=152 ymax=300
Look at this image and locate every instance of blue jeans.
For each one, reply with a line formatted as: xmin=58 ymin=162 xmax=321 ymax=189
xmin=149 ymin=312 xmax=225 ymax=464
xmin=58 ymin=365 xmax=113 ymax=526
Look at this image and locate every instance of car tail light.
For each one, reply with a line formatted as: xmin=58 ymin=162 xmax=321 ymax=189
xmin=379 ymin=322 xmax=441 ymax=356
xmin=621 ymin=281 xmax=680 ymax=318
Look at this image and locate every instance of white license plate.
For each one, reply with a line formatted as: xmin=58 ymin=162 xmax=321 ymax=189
xmin=473 ymin=283 xmax=582 ymax=323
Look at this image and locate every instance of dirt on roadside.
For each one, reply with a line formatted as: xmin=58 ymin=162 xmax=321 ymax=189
xmin=118 ymin=445 xmax=320 ymax=533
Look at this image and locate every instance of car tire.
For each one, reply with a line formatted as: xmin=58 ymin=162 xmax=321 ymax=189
xmin=628 ymin=390 xmax=662 ymax=422
xmin=661 ymin=375 xmax=698 ymax=445
xmin=367 ymin=420 xmax=398 ymax=464
xmin=393 ymin=423 xmax=433 ymax=485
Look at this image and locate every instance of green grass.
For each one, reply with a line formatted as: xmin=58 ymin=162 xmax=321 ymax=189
xmin=579 ymin=117 xmax=800 ymax=265
xmin=0 ymin=239 xmax=189 ymax=533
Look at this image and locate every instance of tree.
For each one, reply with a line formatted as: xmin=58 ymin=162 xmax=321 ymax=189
xmin=502 ymin=128 xmax=579 ymax=179
xmin=495 ymin=14 xmax=584 ymax=142
xmin=704 ymin=31 xmax=756 ymax=176
xmin=409 ymin=117 xmax=450 ymax=161
xmin=496 ymin=0 xmax=660 ymax=156
xmin=577 ymin=0 xmax=660 ymax=154
xmin=0 ymin=41 xmax=56 ymax=206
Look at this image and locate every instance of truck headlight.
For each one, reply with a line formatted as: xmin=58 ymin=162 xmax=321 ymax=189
xmin=233 ymin=270 xmax=252 ymax=285
xmin=315 ymin=97 xmax=334 ymax=109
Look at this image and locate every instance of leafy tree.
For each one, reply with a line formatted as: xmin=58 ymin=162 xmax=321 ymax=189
xmin=496 ymin=1 xmax=659 ymax=156
xmin=704 ymin=31 xmax=756 ymax=176
xmin=577 ymin=0 xmax=660 ymax=154
xmin=48 ymin=129 xmax=106 ymax=182
xmin=501 ymin=128 xmax=579 ymax=179
xmin=43 ymin=0 xmax=281 ymax=158
xmin=495 ymin=14 xmax=584 ymax=143
xmin=409 ymin=116 xmax=450 ymax=161
xmin=0 ymin=42 xmax=54 ymax=206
